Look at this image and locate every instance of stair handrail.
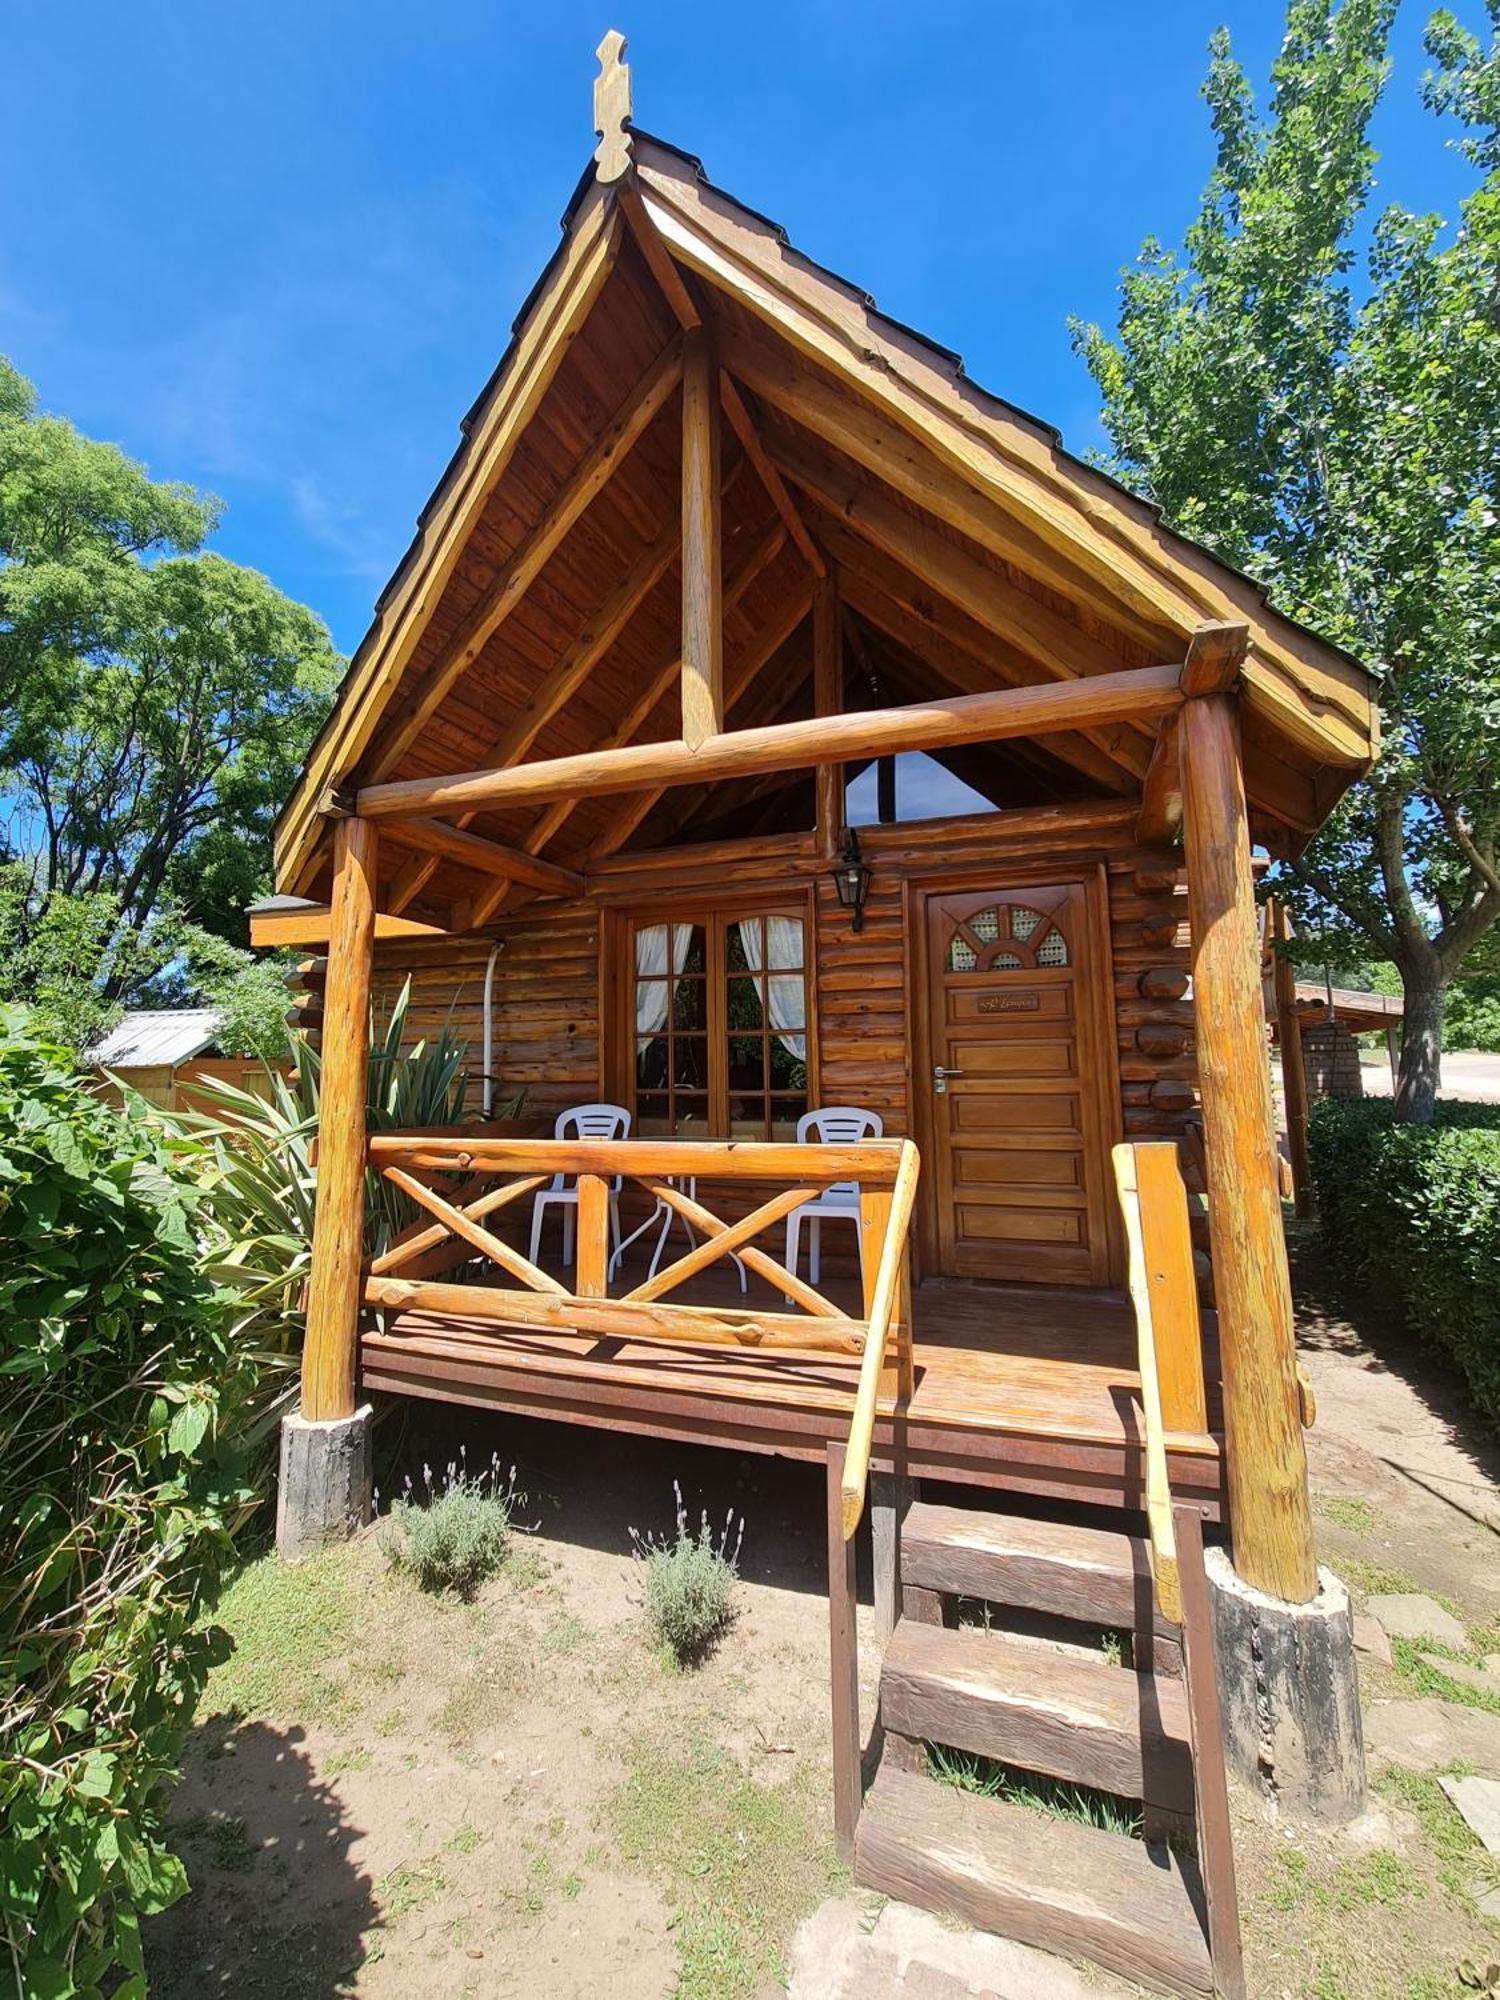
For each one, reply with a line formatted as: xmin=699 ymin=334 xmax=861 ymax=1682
xmin=840 ymin=1139 xmax=922 ymax=1539
xmin=1112 ymin=1140 xmax=1188 ymax=1622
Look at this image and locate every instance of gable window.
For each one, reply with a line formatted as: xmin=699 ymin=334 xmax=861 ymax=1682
xmin=630 ymin=908 xmax=809 ymax=1138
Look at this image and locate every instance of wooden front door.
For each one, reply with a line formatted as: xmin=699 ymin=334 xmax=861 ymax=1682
xmin=919 ymin=878 xmax=1114 ymax=1285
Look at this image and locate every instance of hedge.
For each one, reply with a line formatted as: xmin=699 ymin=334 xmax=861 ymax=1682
xmin=0 ymin=1007 xmax=255 ymax=1997
xmin=1308 ymin=1097 xmax=1500 ymax=1425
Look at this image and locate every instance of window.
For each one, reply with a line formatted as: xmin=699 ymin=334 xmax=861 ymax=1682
xmin=630 ymin=908 xmax=809 ymax=1139
xmin=944 ymin=902 xmax=1070 ymax=974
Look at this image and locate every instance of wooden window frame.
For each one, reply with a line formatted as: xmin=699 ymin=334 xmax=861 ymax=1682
xmin=604 ymin=886 xmax=820 ymax=1139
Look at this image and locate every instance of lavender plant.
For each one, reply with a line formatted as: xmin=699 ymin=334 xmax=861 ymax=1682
xmin=630 ymin=1481 xmax=744 ymax=1665
xmin=377 ymin=1447 xmax=522 ymax=1599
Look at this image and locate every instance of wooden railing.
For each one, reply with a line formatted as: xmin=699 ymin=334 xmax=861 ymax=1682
xmin=1112 ymin=1138 xmax=1245 ymax=2000
xmin=360 ymin=1134 xmax=918 ymax=1504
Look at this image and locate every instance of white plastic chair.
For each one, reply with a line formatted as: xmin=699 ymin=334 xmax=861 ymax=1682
xmin=528 ymin=1103 xmax=630 ymax=1278
xmin=784 ymin=1107 xmax=884 ymax=1288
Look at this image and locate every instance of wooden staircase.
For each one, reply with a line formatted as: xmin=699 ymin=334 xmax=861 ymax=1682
xmin=853 ymin=1499 xmax=1239 ymax=1998
xmin=829 ymin=1141 xmax=1245 ymax=1999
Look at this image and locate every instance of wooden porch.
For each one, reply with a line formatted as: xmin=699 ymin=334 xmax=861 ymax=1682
xmin=360 ymin=1271 xmax=1225 ymax=1514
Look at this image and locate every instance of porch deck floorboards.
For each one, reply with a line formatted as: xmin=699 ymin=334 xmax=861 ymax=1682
xmin=360 ymin=1263 xmax=1225 ymax=1513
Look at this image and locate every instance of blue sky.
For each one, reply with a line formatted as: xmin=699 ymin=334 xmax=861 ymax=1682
xmin=3 ymin=3 xmax=1479 ymax=659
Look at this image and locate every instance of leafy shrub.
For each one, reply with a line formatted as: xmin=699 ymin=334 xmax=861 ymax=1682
xmin=630 ymin=1483 xmax=744 ymax=1666
xmin=183 ymin=980 xmax=518 ymax=1451
xmin=378 ymin=1453 xmax=521 ymax=1598
xmin=0 ymin=1006 xmax=254 ymax=1995
xmin=1309 ymin=1098 xmax=1500 ymax=1422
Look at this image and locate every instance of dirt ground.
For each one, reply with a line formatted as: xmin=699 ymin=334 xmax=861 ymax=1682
xmin=145 ymin=1236 xmax=1500 ymax=2000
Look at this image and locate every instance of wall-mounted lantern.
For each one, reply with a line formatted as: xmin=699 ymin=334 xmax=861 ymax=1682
xmin=830 ymin=827 xmax=872 ymax=934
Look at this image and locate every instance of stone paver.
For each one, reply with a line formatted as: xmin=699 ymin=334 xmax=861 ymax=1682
xmin=1352 ymin=1614 xmax=1393 ymax=1665
xmin=1438 ymin=1775 xmax=1500 ymax=1855
xmin=787 ymin=1893 xmax=1122 ymax=1999
xmin=1366 ymin=1593 xmax=1468 ymax=1649
xmin=1364 ymin=1697 xmax=1500 ymax=1775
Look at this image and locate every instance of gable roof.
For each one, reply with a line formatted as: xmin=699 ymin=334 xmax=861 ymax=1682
xmin=273 ymin=116 xmax=1377 ymax=912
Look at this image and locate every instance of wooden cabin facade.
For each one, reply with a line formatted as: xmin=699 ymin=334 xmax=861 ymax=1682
xmin=262 ymin=44 xmax=1376 ymax=1993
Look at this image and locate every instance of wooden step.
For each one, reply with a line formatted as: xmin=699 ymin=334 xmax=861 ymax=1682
xmin=880 ymin=1617 xmax=1194 ymax=1811
xmin=856 ymin=1765 xmax=1213 ymax=1999
xmin=902 ymin=1500 xmax=1174 ymax=1637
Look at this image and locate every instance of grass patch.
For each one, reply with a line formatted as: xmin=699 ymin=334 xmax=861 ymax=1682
xmin=1336 ymin=1555 xmax=1424 ymax=1601
xmin=926 ymin=1745 xmax=1143 ymax=1837
xmin=445 ymin=1821 xmax=482 ymax=1856
xmin=1391 ymin=1637 xmax=1500 ymax=1715
xmin=1268 ymin=1846 xmax=1413 ymax=1916
xmin=1376 ymin=1765 xmax=1500 ymax=1905
xmin=611 ymin=1734 xmax=842 ymax=2000
xmin=322 ymin=1746 xmax=371 ymax=1778
xmin=176 ymin=1812 xmax=258 ymax=1872
xmin=376 ymin=1858 xmax=446 ymax=1925
xmin=200 ymin=1546 xmax=362 ymax=1726
xmin=1316 ymin=1494 xmax=1378 ymax=1535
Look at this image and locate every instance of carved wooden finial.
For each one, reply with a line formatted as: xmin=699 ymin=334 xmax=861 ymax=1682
xmin=593 ymin=29 xmax=633 ymax=182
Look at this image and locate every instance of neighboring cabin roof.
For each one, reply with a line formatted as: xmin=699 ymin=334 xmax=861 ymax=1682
xmin=273 ymin=108 xmax=1379 ymax=904
xmin=88 ymin=1009 xmax=222 ymax=1070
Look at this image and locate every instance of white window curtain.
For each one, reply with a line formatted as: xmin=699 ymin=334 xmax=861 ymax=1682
xmin=737 ymin=917 xmax=806 ymax=1060
xmin=634 ymin=923 xmax=692 ymax=1036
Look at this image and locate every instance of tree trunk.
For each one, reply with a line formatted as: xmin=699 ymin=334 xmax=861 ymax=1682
xmin=1392 ymin=963 xmax=1445 ymax=1125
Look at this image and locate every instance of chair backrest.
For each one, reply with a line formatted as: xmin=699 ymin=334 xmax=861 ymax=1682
xmin=798 ymin=1107 xmax=882 ymax=1208
xmin=551 ymin=1102 xmax=631 ymax=1188
xmin=798 ymin=1106 xmax=883 ymax=1145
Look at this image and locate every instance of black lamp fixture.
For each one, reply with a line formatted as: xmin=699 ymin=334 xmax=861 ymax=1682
xmin=831 ymin=826 xmax=873 ymax=932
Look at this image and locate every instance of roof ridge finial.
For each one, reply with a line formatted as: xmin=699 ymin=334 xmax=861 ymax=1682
xmin=593 ymin=29 xmax=633 ymax=184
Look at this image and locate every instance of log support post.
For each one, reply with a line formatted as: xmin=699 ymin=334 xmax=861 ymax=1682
xmin=680 ymin=326 xmax=723 ymax=749
xmin=277 ymin=815 xmax=378 ymax=1561
xmin=1182 ymin=692 xmax=1365 ymax=1819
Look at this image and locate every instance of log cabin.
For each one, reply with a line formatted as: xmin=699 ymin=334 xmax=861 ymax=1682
xmin=259 ymin=38 xmax=1378 ymax=1996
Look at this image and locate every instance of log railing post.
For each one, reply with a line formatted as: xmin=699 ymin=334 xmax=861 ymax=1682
xmin=1270 ymin=900 xmax=1312 ymax=1219
xmin=301 ymin=816 xmax=378 ymax=1423
xmin=1181 ymin=695 xmax=1316 ymax=1603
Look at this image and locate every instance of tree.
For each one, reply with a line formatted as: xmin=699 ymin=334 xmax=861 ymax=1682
xmin=0 ymin=359 xmax=341 ymax=954
xmin=1073 ymin=0 xmax=1500 ymax=1120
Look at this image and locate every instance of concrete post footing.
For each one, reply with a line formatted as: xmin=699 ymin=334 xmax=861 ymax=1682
xmin=1207 ymin=1548 xmax=1366 ymax=1821
xmin=275 ymin=1405 xmax=373 ymax=1562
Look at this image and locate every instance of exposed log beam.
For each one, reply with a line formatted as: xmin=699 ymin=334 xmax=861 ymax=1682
xmin=386 ymin=521 xmax=680 ymax=915
xmin=460 ymin=518 xmax=789 ymax=928
xmin=714 ymin=316 xmax=1179 ymax=656
xmin=1181 ymin=620 xmax=1250 ymax=696
xmin=1136 ymin=715 xmax=1183 ymax=847
xmin=822 ymin=520 xmax=1144 ymax=790
xmin=765 ymin=415 xmax=1159 ymax=696
xmin=356 ymin=661 xmax=1184 ymax=825
xmin=586 ymin=582 xmax=814 ymax=859
xmin=369 ymin=334 xmax=685 ymax=783
xmin=616 ymin=182 xmax=702 ymax=330
xmin=249 ymin=900 xmax=449 ymax=949
xmin=680 ymin=327 xmax=723 ymax=749
xmin=383 ymin=817 xmax=583 ymax=898
xmin=719 ymin=371 xmax=826 ymax=576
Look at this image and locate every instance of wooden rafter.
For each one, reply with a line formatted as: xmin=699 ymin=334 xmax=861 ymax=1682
xmin=370 ymin=335 xmax=686 ymax=785
xmin=456 ymin=516 xmax=790 ymax=930
xmin=813 ymin=570 xmax=843 ymax=856
xmin=383 ymin=817 xmax=583 ymax=899
xmin=356 ymin=661 xmax=1185 ymax=825
xmin=719 ymin=371 xmax=826 ymax=577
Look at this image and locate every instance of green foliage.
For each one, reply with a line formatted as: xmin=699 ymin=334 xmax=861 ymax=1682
xmin=630 ymin=1483 xmax=744 ymax=1666
xmin=1308 ymin=1096 xmax=1500 ymax=1421
xmin=1074 ymin=3 xmax=1500 ymax=1117
xmin=378 ymin=1453 xmax=521 ymax=1600
xmin=1446 ymin=975 xmax=1500 ymax=1053
xmin=0 ymin=353 xmax=341 ymax=961
xmin=0 ymin=1005 xmax=254 ymax=1995
xmin=183 ymin=983 xmax=497 ymax=1444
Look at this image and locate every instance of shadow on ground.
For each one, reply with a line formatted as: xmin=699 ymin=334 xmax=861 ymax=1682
xmin=146 ymin=1713 xmax=377 ymax=2000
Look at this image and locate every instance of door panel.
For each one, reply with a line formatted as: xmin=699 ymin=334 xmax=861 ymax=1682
xmin=921 ymin=879 xmax=1114 ymax=1284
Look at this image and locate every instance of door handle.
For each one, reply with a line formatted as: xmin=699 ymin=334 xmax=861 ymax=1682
xmin=932 ymin=1064 xmax=966 ymax=1095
